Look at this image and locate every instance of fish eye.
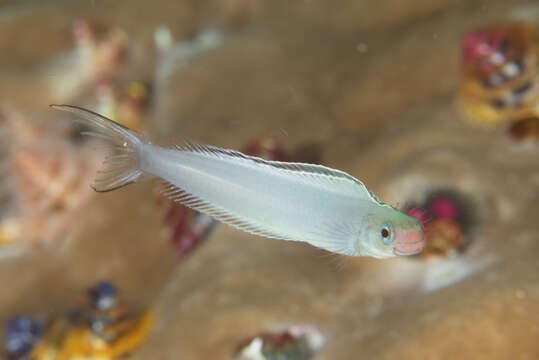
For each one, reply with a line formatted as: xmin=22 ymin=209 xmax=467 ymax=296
xmin=380 ymin=222 xmax=394 ymax=245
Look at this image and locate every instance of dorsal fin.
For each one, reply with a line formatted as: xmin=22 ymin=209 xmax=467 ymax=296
xmin=174 ymin=141 xmax=384 ymax=204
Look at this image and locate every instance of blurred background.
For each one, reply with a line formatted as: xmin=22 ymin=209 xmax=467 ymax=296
xmin=0 ymin=0 xmax=538 ymax=359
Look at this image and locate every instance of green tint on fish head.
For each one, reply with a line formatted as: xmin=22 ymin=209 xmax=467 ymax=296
xmin=356 ymin=206 xmax=425 ymax=259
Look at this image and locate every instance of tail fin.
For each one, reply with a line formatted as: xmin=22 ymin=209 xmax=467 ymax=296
xmin=50 ymin=104 xmax=147 ymax=192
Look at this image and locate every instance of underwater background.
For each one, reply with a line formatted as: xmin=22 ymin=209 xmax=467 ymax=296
xmin=0 ymin=0 xmax=538 ymax=359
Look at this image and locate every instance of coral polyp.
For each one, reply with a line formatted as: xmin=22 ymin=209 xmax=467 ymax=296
xmin=4 ymin=282 xmax=153 ymax=360
xmin=0 ymin=109 xmax=101 ymax=251
xmin=457 ymin=23 xmax=539 ymax=128
xmin=507 ymin=112 xmax=539 ymax=142
xmin=404 ymin=189 xmax=475 ymax=259
xmin=234 ymin=326 xmax=325 ymax=360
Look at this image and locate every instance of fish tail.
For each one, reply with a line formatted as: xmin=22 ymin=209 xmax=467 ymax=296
xmin=50 ymin=104 xmax=148 ymax=192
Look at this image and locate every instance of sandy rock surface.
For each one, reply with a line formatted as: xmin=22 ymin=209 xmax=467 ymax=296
xmin=1 ymin=0 xmax=538 ymax=359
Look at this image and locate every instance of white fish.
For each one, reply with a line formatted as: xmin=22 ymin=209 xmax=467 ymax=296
xmin=51 ymin=105 xmax=425 ymax=259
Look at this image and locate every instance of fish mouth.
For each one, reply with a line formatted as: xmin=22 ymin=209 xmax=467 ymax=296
xmin=393 ymin=227 xmax=426 ymax=256
xmin=393 ymin=240 xmax=425 ymax=256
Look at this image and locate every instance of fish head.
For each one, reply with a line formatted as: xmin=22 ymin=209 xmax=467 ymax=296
xmin=357 ymin=206 xmax=425 ymax=259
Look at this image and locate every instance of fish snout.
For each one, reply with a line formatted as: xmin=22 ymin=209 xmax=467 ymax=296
xmin=393 ymin=227 xmax=426 ymax=256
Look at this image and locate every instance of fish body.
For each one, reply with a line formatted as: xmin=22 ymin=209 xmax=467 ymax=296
xmin=51 ymin=105 xmax=425 ymax=259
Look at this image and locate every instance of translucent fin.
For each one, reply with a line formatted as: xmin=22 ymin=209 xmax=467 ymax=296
xmin=159 ymin=181 xmax=296 ymax=242
xmin=50 ymin=105 xmax=147 ymax=192
xmin=305 ymin=219 xmax=358 ymax=255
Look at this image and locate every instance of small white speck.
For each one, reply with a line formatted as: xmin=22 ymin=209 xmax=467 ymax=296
xmin=489 ymin=52 xmax=505 ymax=66
xmin=515 ymin=289 xmax=526 ymax=300
xmin=238 ymin=337 xmax=264 ymax=359
xmin=502 ymin=62 xmax=520 ymax=78
xmin=154 ymin=26 xmax=173 ymax=51
xmin=356 ymin=43 xmax=369 ymax=53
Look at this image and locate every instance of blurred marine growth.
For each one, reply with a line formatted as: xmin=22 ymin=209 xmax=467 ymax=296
xmin=1 ymin=1 xmax=538 ymax=360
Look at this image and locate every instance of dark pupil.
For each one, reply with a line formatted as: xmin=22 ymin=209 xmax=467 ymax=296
xmin=381 ymin=228 xmax=390 ymax=238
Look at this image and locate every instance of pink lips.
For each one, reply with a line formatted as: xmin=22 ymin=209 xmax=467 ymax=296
xmin=393 ymin=229 xmax=426 ymax=256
